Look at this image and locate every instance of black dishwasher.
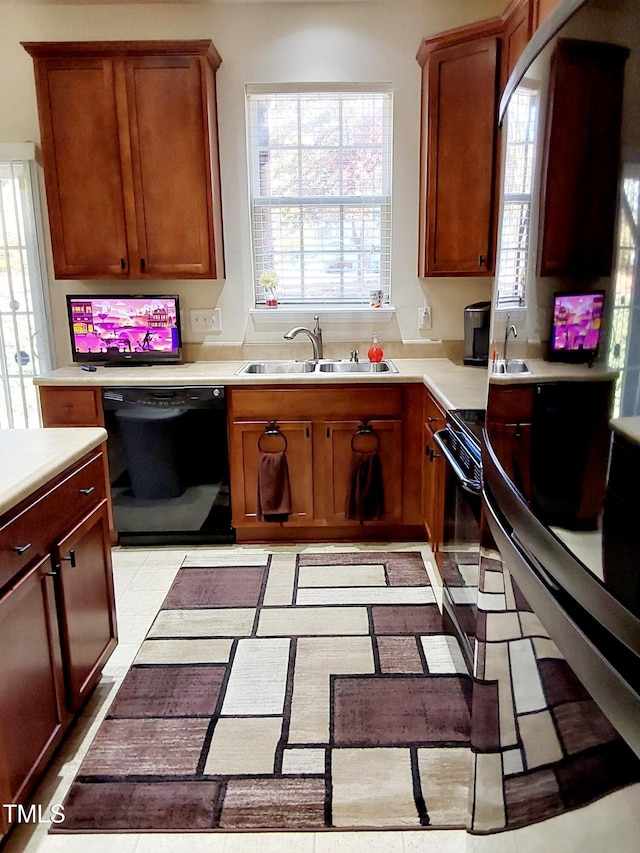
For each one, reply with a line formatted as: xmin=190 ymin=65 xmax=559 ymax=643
xmin=102 ymin=387 xmax=233 ymax=545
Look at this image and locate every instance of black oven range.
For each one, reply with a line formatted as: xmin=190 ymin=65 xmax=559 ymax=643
xmin=433 ymin=408 xmax=486 ymax=671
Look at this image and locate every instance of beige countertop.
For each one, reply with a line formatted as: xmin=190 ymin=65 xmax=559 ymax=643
xmin=34 ymin=358 xmax=490 ymax=411
xmin=488 ymin=358 xmax=617 ymax=385
xmin=34 ymin=356 xmax=617 ymax=416
xmin=33 ymin=355 xmax=619 ymax=416
xmin=610 ymin=416 xmax=640 ymax=446
xmin=0 ymin=427 xmax=107 ymax=518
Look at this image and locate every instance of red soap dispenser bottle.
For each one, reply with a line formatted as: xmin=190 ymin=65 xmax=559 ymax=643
xmin=368 ymin=332 xmax=383 ymax=363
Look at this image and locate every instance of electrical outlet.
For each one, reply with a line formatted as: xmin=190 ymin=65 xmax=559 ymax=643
xmin=190 ymin=309 xmax=212 ymax=332
xmin=190 ymin=308 xmax=222 ymax=333
xmin=418 ymin=303 xmax=432 ymax=330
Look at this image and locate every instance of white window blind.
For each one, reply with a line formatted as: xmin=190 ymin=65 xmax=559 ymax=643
xmin=495 ymin=85 xmax=540 ymax=310
xmin=246 ymin=86 xmax=392 ymax=306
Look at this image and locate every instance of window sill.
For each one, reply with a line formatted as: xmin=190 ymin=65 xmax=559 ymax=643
xmin=250 ymin=305 xmax=395 ymax=324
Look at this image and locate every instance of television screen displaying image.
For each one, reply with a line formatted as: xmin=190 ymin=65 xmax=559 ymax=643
xmin=548 ymin=290 xmax=605 ymax=364
xmin=67 ymin=295 xmax=182 ymax=365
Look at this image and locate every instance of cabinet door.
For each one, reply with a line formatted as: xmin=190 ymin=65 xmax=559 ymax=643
xmin=486 ymin=384 xmax=534 ymax=502
xmin=322 ymin=419 xmax=402 ymax=524
xmin=419 ymin=35 xmax=500 ymax=275
xmin=421 ymin=389 xmax=446 ymax=548
xmin=537 ymin=39 xmax=628 ymax=276
xmin=422 ymin=420 xmax=446 ymax=549
xmin=229 ymin=421 xmax=314 ymax=527
xmin=55 ymin=501 xmax=117 ymax=711
xmin=30 ymin=56 xmax=129 ymax=279
xmin=0 ymin=556 xmax=66 ymax=815
xmin=124 ymin=54 xmax=217 ymax=278
xmin=485 ymin=420 xmax=532 ymax=500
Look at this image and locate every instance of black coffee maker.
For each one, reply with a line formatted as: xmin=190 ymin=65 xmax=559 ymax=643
xmin=463 ymin=301 xmax=491 ymax=366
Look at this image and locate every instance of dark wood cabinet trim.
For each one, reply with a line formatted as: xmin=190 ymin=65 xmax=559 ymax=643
xmin=22 ymin=40 xmax=221 ymax=68
xmin=416 ymin=17 xmax=503 ymax=66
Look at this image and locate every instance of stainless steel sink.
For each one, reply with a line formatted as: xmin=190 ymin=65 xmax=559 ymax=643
xmin=238 ymin=360 xmax=316 ymax=374
xmin=236 ymin=358 xmax=398 ymax=375
xmin=491 ymin=358 xmax=531 ymax=375
xmin=318 ymin=360 xmax=397 ymax=374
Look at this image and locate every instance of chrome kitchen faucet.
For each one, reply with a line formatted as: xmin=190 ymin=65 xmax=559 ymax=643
xmin=284 ymin=315 xmax=324 ymax=360
xmin=504 ymin=314 xmax=517 ymax=362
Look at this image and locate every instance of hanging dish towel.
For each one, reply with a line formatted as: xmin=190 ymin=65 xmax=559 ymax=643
xmin=345 ymin=450 xmax=385 ymax=521
xmin=257 ymin=449 xmax=292 ymax=522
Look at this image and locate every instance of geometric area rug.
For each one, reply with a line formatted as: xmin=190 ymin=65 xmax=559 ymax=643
xmin=52 ymin=550 xmax=473 ymax=833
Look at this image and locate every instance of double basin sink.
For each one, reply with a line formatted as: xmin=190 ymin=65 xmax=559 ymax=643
xmin=236 ymin=358 xmax=398 ymax=375
xmin=491 ymin=358 xmax=531 ymax=375
xmin=237 ymin=357 xmax=530 ymax=376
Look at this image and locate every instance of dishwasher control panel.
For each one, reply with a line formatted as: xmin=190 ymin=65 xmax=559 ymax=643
xmin=102 ymin=386 xmax=225 ymax=409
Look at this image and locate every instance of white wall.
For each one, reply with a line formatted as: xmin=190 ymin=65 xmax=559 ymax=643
xmin=0 ymin=0 xmax=503 ymax=365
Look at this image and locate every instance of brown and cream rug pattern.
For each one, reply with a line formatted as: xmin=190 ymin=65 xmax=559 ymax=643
xmin=53 ymin=550 xmax=473 ymax=833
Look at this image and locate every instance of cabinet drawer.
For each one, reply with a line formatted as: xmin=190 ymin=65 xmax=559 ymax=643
xmin=39 ymin=387 xmax=103 ymax=427
xmin=423 ymin=388 xmax=446 ymax=429
xmin=0 ymin=453 xmax=106 ymax=592
xmin=229 ymin=386 xmax=403 ymax=420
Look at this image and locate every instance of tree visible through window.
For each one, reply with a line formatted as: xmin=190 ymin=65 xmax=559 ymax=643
xmin=246 ymin=87 xmax=392 ymax=306
xmin=495 ymin=84 xmax=540 ymax=310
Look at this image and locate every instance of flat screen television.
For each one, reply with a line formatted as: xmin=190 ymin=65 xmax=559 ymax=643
xmin=67 ymin=295 xmax=182 ymax=365
xmin=548 ymin=290 xmax=605 ymax=364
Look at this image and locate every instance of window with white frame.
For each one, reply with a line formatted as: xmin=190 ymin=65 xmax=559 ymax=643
xmin=609 ymin=165 xmax=640 ymax=417
xmin=0 ymin=147 xmax=52 ymax=428
xmin=246 ymin=86 xmax=393 ymax=306
xmin=495 ymin=84 xmax=540 ymax=310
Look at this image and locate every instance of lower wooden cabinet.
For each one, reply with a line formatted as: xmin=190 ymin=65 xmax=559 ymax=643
xmin=0 ymin=451 xmax=117 ymax=839
xmin=38 ymin=386 xmax=116 ymax=539
xmin=0 ymin=555 xmax=66 ymax=832
xmin=603 ymin=429 xmax=640 ymax=616
xmin=55 ymin=502 xmax=118 ymax=711
xmin=486 ymin=384 xmax=535 ymax=501
xmin=487 ymin=380 xmax=614 ymax=527
xmin=421 ymin=387 xmax=446 ymax=549
xmin=228 ymin=385 xmax=419 ymax=541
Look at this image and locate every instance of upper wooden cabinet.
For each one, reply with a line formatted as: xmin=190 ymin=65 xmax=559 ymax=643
xmin=417 ymin=23 xmax=502 ymax=276
xmin=537 ymin=38 xmax=628 ymax=277
xmin=22 ymin=40 xmax=224 ymax=280
xmin=532 ymin=0 xmax=561 ymax=30
xmin=502 ymin=0 xmax=533 ymax=82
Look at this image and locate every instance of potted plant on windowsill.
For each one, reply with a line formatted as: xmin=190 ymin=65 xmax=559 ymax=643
xmin=260 ymin=270 xmax=279 ymax=308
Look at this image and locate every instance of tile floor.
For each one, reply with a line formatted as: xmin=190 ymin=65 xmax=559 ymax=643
xmin=3 ymin=543 xmax=639 ymax=853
